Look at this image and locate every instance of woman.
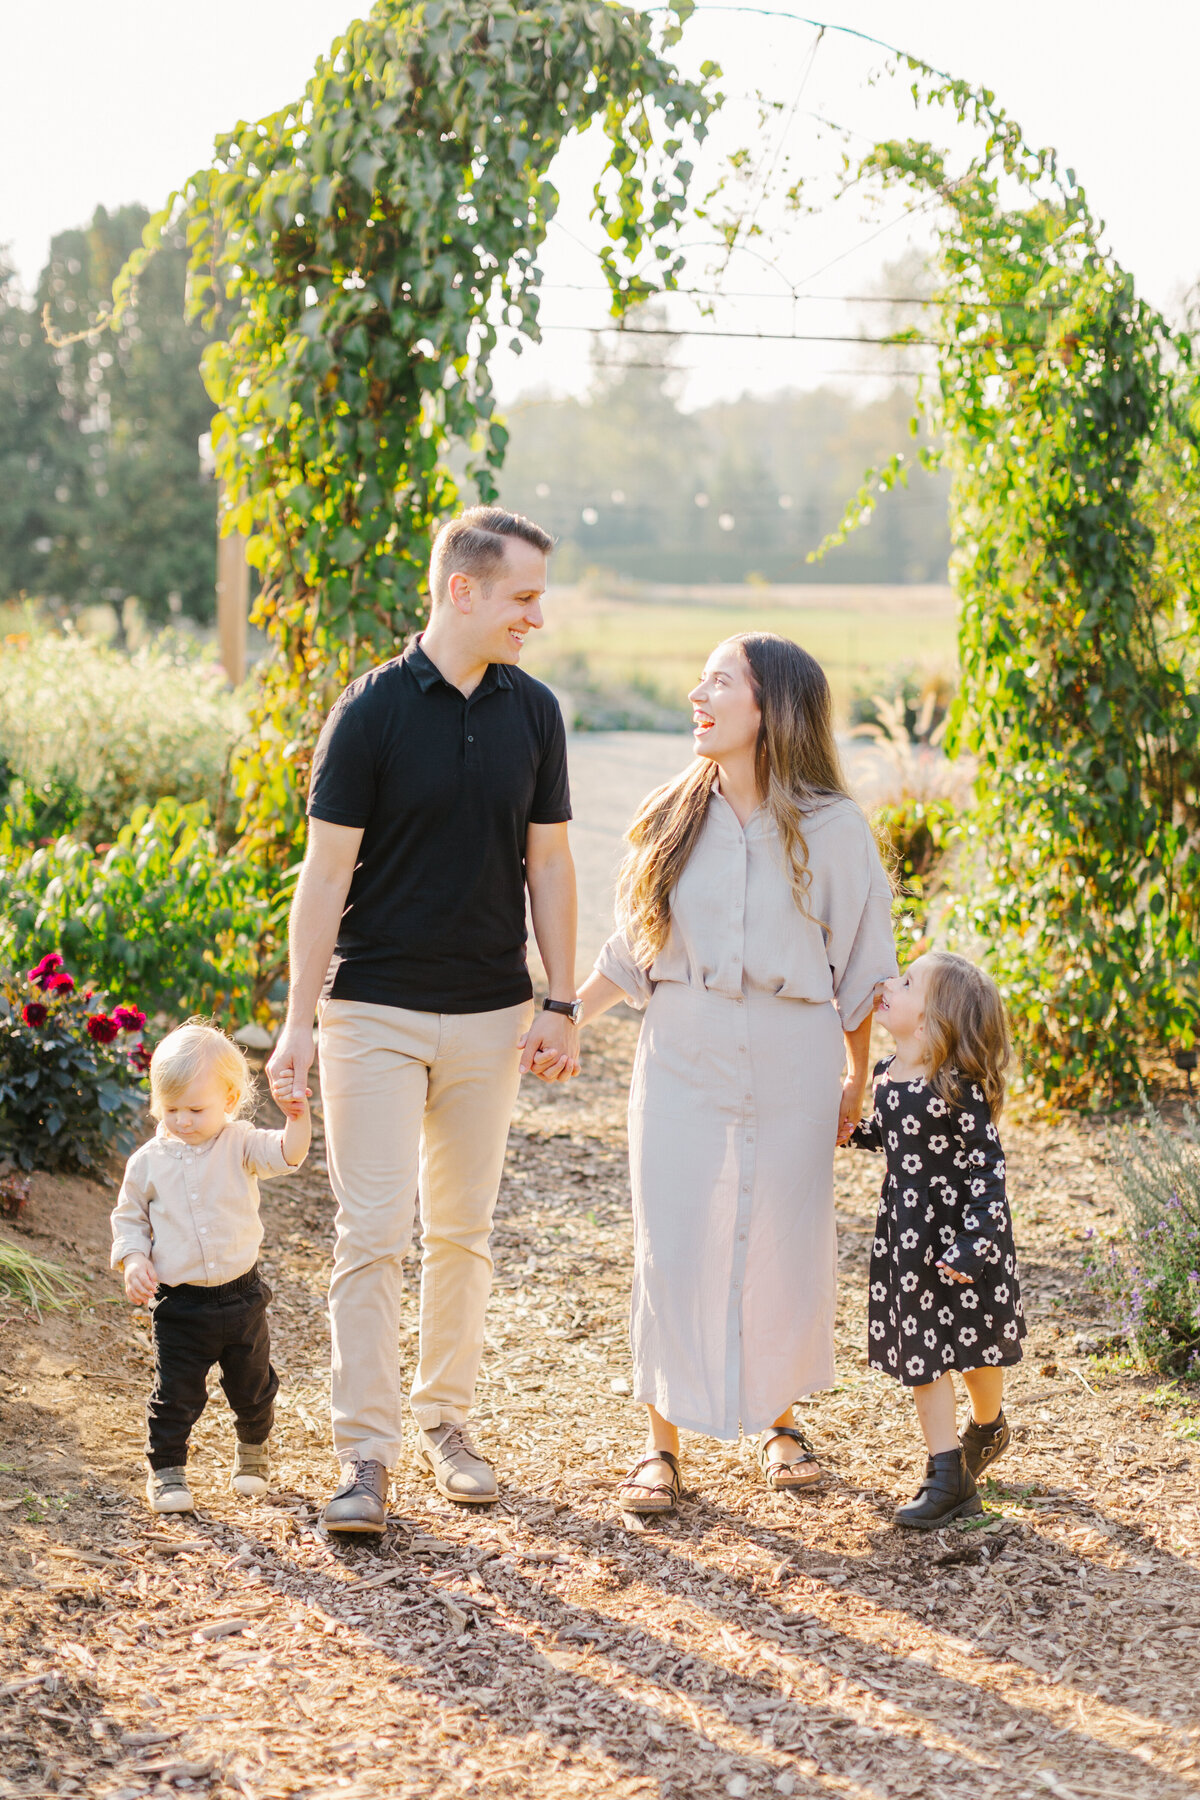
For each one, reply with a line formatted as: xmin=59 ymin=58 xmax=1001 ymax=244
xmin=577 ymin=633 xmax=897 ymax=1510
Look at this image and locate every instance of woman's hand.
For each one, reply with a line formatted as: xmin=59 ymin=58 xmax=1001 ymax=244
xmin=936 ymin=1262 xmax=974 ymax=1285
xmin=836 ymin=1076 xmax=866 ymax=1146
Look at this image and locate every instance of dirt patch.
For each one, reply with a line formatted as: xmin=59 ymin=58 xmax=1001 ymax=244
xmin=2 ymin=1015 xmax=1199 ymax=1800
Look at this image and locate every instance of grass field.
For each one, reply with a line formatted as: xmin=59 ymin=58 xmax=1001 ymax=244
xmin=522 ymin=580 xmax=959 ymax=722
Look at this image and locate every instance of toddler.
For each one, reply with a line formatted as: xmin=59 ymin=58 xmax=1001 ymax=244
xmin=850 ymin=953 xmax=1025 ymax=1529
xmin=110 ymin=1021 xmax=310 ymax=1514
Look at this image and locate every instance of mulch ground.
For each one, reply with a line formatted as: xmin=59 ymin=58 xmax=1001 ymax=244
xmin=2 ymin=1013 xmax=1200 ymax=1800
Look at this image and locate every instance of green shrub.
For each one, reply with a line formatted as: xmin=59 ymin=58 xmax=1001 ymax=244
xmin=0 ymin=620 xmax=243 ymax=844
xmin=0 ymin=800 xmax=283 ymax=1025
xmin=0 ymin=952 xmax=149 ymax=1172
xmin=1085 ymin=1101 xmax=1200 ymax=1379
xmin=850 ymin=663 xmax=957 ymax=744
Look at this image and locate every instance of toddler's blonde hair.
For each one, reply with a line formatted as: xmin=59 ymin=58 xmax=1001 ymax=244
xmin=921 ymin=954 xmax=1011 ymax=1121
xmin=149 ymin=1021 xmax=256 ymax=1122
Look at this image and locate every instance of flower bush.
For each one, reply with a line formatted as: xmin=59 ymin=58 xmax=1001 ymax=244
xmin=0 ymin=952 xmax=151 ymax=1172
xmin=0 ymin=799 xmax=284 ymax=1025
xmin=0 ymin=619 xmax=244 ymax=845
xmin=1086 ymin=1101 xmax=1200 ymax=1379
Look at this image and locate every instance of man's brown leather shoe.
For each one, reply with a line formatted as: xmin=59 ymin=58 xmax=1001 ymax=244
xmin=322 ymin=1457 xmax=388 ymax=1533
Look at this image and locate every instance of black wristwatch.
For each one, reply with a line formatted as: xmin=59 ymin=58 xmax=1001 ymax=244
xmin=542 ymin=997 xmax=583 ymax=1024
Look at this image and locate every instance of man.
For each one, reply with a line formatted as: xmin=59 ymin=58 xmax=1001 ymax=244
xmin=266 ymin=507 xmax=581 ymax=1532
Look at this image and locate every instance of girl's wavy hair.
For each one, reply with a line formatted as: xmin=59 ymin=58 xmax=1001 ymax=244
xmin=922 ymin=954 xmax=1011 ymax=1121
xmin=149 ymin=1020 xmax=257 ymax=1123
xmin=617 ymin=633 xmax=849 ymax=963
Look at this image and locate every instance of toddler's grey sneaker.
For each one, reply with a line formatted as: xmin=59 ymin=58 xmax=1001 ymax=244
xmin=146 ymin=1465 xmax=194 ymax=1514
xmin=231 ymin=1438 xmax=270 ymax=1497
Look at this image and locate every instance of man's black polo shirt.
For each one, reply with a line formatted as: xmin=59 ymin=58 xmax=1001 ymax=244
xmin=307 ymin=638 xmax=571 ymax=1013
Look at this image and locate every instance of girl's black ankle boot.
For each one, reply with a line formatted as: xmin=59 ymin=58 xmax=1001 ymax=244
xmin=962 ymin=1410 xmax=1011 ymax=1480
xmin=895 ymin=1447 xmax=983 ymax=1532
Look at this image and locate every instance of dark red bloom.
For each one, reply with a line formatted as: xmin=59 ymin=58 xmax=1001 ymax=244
xmin=86 ymin=1012 xmax=120 ymax=1045
xmin=28 ymin=951 xmax=64 ymax=988
xmin=113 ymin=1004 xmax=147 ymax=1033
xmin=129 ymin=1042 xmax=153 ymax=1074
xmin=22 ymin=1002 xmax=48 ymax=1027
xmin=45 ymin=972 xmax=75 ymax=994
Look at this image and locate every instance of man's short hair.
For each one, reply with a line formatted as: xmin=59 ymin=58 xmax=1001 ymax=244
xmin=429 ymin=507 xmax=553 ymax=607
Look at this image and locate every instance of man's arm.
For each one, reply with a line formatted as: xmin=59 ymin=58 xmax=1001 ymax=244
xmin=266 ymin=818 xmax=363 ymax=1104
xmin=522 ymin=820 xmax=580 ymax=1081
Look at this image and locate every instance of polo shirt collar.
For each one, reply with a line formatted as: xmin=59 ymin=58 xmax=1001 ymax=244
xmin=404 ymin=636 xmax=514 ymax=695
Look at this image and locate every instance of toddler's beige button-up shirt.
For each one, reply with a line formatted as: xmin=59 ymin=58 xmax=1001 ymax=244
xmin=110 ymin=1119 xmax=299 ymax=1287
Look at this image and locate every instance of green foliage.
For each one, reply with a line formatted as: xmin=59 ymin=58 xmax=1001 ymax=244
xmin=0 ymin=621 xmax=243 ymax=843
xmin=0 ymin=953 xmax=148 ymax=1173
xmin=1086 ymin=1102 xmax=1200 ymax=1379
xmin=849 ymin=662 xmax=956 ymax=743
xmin=2 ymin=207 xmax=218 ymax=620
xmin=0 ymin=801 xmax=281 ymax=1026
xmin=836 ymin=69 xmax=1200 ymax=1103
xmin=873 ymin=794 xmax=958 ymax=945
xmin=100 ymin=0 xmax=712 ymax=860
xmin=0 ymin=1241 xmax=83 ymax=1316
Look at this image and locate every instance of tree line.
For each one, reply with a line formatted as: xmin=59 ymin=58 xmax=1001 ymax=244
xmin=0 ymin=205 xmax=948 ymax=624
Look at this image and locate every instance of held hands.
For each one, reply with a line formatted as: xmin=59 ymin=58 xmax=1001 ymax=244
xmin=267 ymin=1023 xmax=315 ymax=1118
xmin=123 ymin=1254 xmax=159 ymax=1305
xmin=519 ymin=1010 xmax=581 ymax=1083
xmin=836 ymin=1076 xmax=866 ymax=1146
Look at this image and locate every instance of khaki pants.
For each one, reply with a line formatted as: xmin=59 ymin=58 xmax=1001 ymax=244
xmin=318 ymin=997 xmax=532 ymax=1468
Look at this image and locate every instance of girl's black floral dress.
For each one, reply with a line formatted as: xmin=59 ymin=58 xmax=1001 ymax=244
xmin=850 ymin=1058 xmax=1025 ymax=1386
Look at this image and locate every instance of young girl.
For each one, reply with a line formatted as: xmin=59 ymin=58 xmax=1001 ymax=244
xmin=849 ymin=953 xmax=1025 ymax=1529
xmin=110 ymin=1022 xmax=310 ymax=1514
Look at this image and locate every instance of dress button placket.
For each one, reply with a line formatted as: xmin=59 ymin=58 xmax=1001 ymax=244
xmin=729 ymin=841 xmax=755 ymax=1428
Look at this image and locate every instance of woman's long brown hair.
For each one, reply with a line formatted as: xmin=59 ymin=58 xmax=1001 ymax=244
xmin=617 ymin=633 xmax=850 ymax=963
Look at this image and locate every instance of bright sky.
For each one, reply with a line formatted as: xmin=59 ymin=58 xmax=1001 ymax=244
xmin=4 ymin=0 xmax=1196 ymax=408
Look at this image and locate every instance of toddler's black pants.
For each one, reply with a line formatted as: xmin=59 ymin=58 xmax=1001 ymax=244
xmin=145 ymin=1265 xmax=278 ymax=1470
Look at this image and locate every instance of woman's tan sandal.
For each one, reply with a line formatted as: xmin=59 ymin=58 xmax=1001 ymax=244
xmin=757 ymin=1426 xmax=822 ymax=1490
xmin=617 ymin=1450 xmax=682 ymax=1515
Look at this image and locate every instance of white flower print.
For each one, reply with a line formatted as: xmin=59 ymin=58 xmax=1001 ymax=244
xmin=938 ymin=1306 xmax=953 ymax=1326
xmin=970 ymin=1083 xmax=983 ymax=1101
xmin=919 ymin=1290 xmax=934 ymax=1311
xmin=1003 ymin=1321 xmax=1018 ymax=1340
xmin=906 ymin=1356 xmax=926 ymax=1378
xmin=901 ymin=1271 xmax=919 ymax=1292
xmin=887 ymin=1346 xmax=898 ymax=1367
xmin=924 ymin=1206 xmax=935 ymax=1223
xmin=924 ymin=1329 xmax=938 ymax=1349
xmin=901 ymin=1314 xmax=917 ymax=1337
xmin=964 ymin=1212 xmax=980 ymax=1232
xmin=982 ymin=1345 xmax=1002 ymax=1364
xmin=928 ymin=1135 xmax=949 ymax=1155
xmin=903 ymin=1188 xmax=920 ymax=1210
xmin=885 ymin=1089 xmax=900 ymax=1111
xmin=900 ymin=1228 xmax=919 ymax=1249
xmin=870 ymin=1319 xmax=886 ymax=1339
xmin=995 ymin=1283 xmax=1009 ymax=1303
xmin=902 ymin=1115 xmax=920 ymax=1136
xmin=901 ymin=1154 xmax=922 ymax=1173
xmin=870 ymin=1281 xmax=887 ymax=1302
xmin=927 ymin=1095 xmax=948 ymax=1117
xmin=958 ymin=1325 xmax=978 ymax=1346
xmin=942 ymin=1344 xmax=955 ymax=1363
xmin=939 ymin=1225 xmax=956 ymax=1246
xmin=960 ymin=1288 xmax=979 ymax=1310
xmin=970 ymin=1178 xmax=988 ymax=1198
xmin=958 ymin=1112 xmax=976 ymax=1133
xmin=887 ymin=1131 xmax=899 ymax=1151
xmin=874 ymin=1237 xmax=887 ymax=1258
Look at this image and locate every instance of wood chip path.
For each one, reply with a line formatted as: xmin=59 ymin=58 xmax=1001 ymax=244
xmin=2 ymin=1016 xmax=1199 ymax=1799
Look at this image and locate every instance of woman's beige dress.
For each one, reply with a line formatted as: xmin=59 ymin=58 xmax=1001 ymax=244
xmin=596 ymin=789 xmax=897 ymax=1439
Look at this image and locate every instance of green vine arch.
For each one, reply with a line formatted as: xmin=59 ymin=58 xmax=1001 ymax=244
xmin=58 ymin=3 xmax=1199 ymax=1101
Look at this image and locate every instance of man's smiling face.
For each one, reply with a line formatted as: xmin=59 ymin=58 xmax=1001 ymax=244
xmin=461 ymin=536 xmax=547 ymax=665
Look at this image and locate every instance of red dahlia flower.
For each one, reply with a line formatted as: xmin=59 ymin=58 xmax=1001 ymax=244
xmin=22 ymin=1002 xmax=48 ymax=1027
xmin=86 ymin=1012 xmax=121 ymax=1044
xmin=45 ymin=972 xmax=75 ymax=994
xmin=28 ymin=951 xmax=64 ymax=987
xmin=113 ymin=1004 xmax=148 ymax=1032
xmin=129 ymin=1043 xmax=153 ymax=1074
